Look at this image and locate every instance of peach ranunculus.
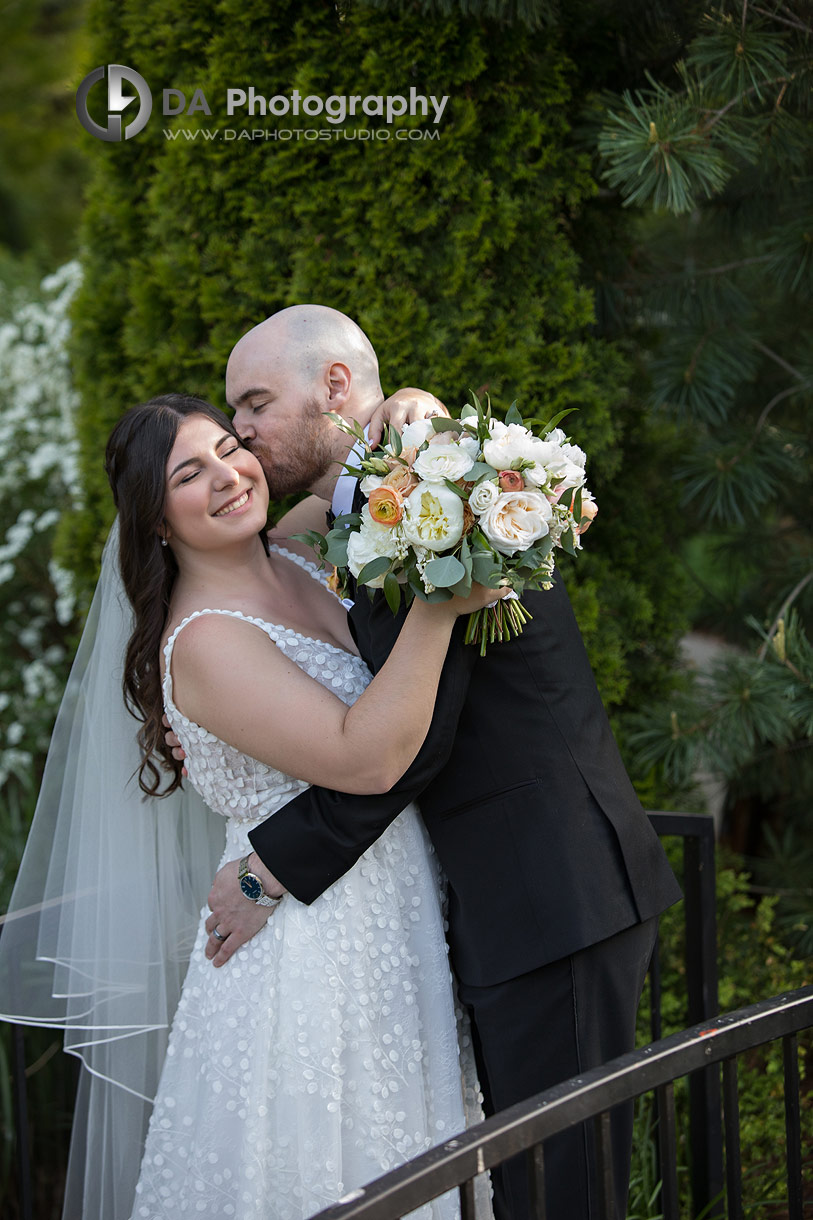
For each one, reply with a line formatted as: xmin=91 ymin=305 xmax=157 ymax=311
xmin=498 ymin=469 xmax=525 ymax=493
xmin=368 ymin=485 xmax=404 ymax=526
xmin=381 ymin=462 xmax=420 ymax=499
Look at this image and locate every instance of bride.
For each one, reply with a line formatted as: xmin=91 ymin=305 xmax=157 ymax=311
xmin=0 ymin=392 xmax=499 ymax=1220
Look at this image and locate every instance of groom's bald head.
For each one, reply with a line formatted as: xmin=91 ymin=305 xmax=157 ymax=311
xmin=227 ymin=305 xmax=381 ymax=406
xmin=226 ymin=305 xmax=382 ymax=498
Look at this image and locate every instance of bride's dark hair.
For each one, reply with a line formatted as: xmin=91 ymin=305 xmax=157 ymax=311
xmin=105 ymin=393 xmax=267 ymax=796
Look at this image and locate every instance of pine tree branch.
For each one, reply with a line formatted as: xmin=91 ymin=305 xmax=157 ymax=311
xmin=701 ymin=74 xmax=795 ymax=132
xmin=757 ymin=570 xmax=813 ymax=662
xmin=751 ymin=381 xmax=809 ymax=437
xmin=721 ymin=380 xmax=810 ymax=470
xmin=696 ymin=254 xmax=774 ymax=276
xmin=752 ymin=4 xmax=813 ymax=35
xmin=616 ymin=254 xmax=773 ymax=290
xmin=751 ymin=340 xmax=808 ymax=382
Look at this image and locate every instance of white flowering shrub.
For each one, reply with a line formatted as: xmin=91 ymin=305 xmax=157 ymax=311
xmin=0 ymin=261 xmax=82 ymax=797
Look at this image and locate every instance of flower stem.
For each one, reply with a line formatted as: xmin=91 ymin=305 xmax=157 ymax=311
xmin=465 ymin=600 xmax=533 ymax=655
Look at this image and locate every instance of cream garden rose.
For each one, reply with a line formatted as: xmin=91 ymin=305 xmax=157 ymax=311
xmin=468 ymin=479 xmax=501 ymax=515
xmin=402 ymin=484 xmax=465 ymax=551
xmin=412 ymin=441 xmax=475 ymax=485
xmin=479 ymin=489 xmax=552 ymax=556
xmin=400 ymin=418 xmax=436 ymax=449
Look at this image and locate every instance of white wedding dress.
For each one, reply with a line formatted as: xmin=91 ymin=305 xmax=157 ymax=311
xmin=129 ymin=547 xmax=474 ymax=1220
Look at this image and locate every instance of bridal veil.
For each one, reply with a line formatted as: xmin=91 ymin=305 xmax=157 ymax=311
xmin=0 ymin=519 xmax=226 ymax=1218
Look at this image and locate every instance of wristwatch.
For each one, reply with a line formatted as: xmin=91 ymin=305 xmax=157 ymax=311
xmin=238 ymin=854 xmax=283 ymax=909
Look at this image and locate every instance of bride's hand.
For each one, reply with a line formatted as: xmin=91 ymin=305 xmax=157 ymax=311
xmin=417 ymin=581 xmax=512 ymax=620
xmin=367 ymin=387 xmax=448 ymax=447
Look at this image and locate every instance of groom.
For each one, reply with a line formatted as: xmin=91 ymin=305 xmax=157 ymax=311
xmin=199 ymin=305 xmax=682 ymax=1220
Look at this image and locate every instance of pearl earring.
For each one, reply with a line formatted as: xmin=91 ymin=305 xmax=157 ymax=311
xmin=161 ymin=538 xmax=168 ymax=547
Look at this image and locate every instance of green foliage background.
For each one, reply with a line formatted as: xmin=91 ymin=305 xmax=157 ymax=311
xmin=62 ymin=0 xmax=688 ymax=713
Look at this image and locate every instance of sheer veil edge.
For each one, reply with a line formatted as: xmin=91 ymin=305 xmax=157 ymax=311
xmin=0 ymin=518 xmax=225 ymax=1218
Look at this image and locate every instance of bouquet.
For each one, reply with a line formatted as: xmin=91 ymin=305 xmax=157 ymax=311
xmin=300 ymin=395 xmax=597 ymax=654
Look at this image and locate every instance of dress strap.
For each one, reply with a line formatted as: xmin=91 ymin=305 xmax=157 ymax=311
xmin=268 ymin=543 xmax=331 ymax=590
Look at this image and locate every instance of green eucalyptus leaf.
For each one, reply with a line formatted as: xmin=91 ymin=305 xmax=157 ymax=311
xmin=324 ymin=535 xmax=349 ymax=567
xmin=290 ymin=530 xmax=327 ymax=556
xmin=560 ymin=528 xmax=577 ymax=557
xmin=471 ymin=552 xmax=502 ymax=585
xmin=424 ymin=554 xmax=467 ymax=588
xmin=469 ymin=462 xmax=499 ymax=481
xmin=459 ymin=535 xmax=473 ymax=578
xmin=357 ymin=556 xmax=392 ymax=584
xmin=383 ymin=571 xmax=402 ymax=615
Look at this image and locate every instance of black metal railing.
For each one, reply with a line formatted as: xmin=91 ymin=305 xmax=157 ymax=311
xmin=647 ymin=811 xmax=722 ymax=1218
xmin=311 ymin=987 xmax=813 ymax=1220
xmin=0 ymin=812 xmax=733 ymax=1219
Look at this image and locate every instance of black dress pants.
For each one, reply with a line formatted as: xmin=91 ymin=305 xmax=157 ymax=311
xmin=457 ymin=917 xmax=658 ymax=1220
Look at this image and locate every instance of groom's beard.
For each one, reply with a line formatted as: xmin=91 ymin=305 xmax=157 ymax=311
xmin=248 ymin=397 xmax=336 ymax=499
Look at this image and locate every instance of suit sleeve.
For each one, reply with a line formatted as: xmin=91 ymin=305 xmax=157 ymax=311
xmin=248 ymin=611 xmax=476 ymax=904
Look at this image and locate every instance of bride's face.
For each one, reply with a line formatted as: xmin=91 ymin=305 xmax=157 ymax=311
xmin=162 ymin=415 xmax=269 ymax=551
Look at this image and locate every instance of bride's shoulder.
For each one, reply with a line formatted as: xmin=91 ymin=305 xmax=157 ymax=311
xmin=162 ymin=608 xmax=283 ymax=682
xmin=160 ymin=605 xmax=264 ymax=673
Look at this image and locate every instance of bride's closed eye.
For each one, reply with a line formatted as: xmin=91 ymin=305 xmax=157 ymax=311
xmin=177 ymin=446 xmax=241 ymax=484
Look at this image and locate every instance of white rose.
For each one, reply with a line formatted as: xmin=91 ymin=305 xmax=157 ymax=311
xmin=346 ymin=507 xmax=401 ymax=586
xmin=482 ymin=421 xmax=550 ymax=482
xmin=524 ymin=440 xmax=585 ymax=491
xmin=402 ymin=484 xmax=465 ymax=552
xmin=359 ymin=472 xmax=385 ymax=495
xmin=468 ymin=479 xmax=501 ymax=515
xmin=458 ymin=433 xmax=481 ymax=459
xmin=400 ymin=418 xmax=436 ymax=449
xmin=479 ymin=490 xmax=552 ymax=556
xmin=542 ymin=427 xmax=585 ymax=468
xmin=412 ymin=441 xmax=475 ymax=484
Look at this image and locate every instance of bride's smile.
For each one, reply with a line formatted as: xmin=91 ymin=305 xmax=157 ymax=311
xmin=213 ymin=488 xmax=251 ymax=516
xmin=162 ymin=415 xmax=269 ymax=552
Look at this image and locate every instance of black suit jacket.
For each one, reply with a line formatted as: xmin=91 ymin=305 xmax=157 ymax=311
xmin=250 ymin=560 xmax=681 ymax=987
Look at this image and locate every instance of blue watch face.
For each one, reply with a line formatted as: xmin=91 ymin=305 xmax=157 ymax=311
xmin=240 ymin=874 xmax=263 ymax=902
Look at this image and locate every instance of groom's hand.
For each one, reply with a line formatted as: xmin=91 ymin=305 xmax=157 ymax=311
xmin=367 ymin=386 xmax=448 ymax=446
xmin=205 ymin=854 xmax=287 ymax=967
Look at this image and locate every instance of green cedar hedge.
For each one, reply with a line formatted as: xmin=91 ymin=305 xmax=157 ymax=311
xmin=64 ymin=0 xmax=687 ymax=713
